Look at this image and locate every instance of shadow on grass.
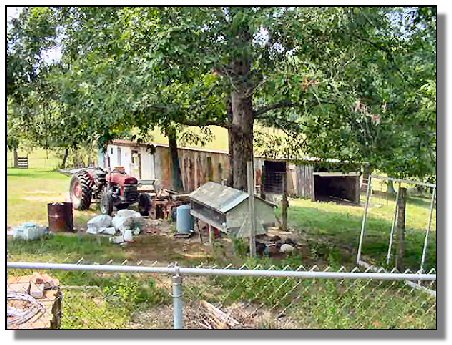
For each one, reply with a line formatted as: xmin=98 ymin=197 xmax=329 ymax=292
xmin=288 ymin=205 xmax=436 ymax=271
xmin=7 ymin=233 xmax=126 ymax=263
xmin=7 ymin=168 xmax=68 ymax=179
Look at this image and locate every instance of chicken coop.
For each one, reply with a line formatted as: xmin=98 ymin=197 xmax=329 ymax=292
xmin=189 ymin=182 xmax=277 ymax=238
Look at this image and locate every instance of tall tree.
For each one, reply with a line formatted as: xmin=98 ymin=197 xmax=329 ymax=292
xmin=8 ymin=6 xmax=436 ymax=185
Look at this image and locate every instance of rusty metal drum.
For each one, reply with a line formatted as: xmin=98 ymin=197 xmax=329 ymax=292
xmin=47 ymin=202 xmax=73 ymax=232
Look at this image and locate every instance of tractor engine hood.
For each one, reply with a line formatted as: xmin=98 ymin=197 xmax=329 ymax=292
xmin=109 ymin=172 xmax=138 ymax=186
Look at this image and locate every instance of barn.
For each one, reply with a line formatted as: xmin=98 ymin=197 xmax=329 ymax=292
xmin=254 ymin=157 xmax=362 ymax=205
xmin=100 ymin=140 xmax=362 ymax=204
xmin=101 ymin=140 xmax=230 ymax=192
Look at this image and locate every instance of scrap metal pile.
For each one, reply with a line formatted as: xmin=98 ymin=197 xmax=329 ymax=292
xmin=7 ymin=273 xmax=61 ymax=329
xmin=149 ymin=189 xmax=190 ymax=220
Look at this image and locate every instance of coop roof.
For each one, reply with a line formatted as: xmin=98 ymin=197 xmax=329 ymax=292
xmin=189 ymin=182 xmax=275 ymax=214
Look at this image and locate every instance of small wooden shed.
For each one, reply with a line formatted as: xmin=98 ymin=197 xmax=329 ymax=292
xmin=189 ymin=182 xmax=277 ymax=238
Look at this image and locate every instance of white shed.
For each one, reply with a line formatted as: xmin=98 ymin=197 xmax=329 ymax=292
xmin=189 ymin=182 xmax=277 ymax=238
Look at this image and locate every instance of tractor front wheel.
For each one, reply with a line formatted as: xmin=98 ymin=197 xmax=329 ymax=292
xmin=70 ymin=171 xmax=93 ymax=210
xmin=100 ymin=191 xmax=113 ymax=216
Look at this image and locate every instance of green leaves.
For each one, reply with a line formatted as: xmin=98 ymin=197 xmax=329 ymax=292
xmin=7 ymin=6 xmax=435 ymax=182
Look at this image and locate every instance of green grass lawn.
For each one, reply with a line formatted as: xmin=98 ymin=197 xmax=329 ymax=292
xmin=8 ymin=168 xmax=436 ymax=272
xmin=286 ymin=195 xmax=436 ymax=272
xmin=7 ymin=167 xmax=436 ymax=329
xmin=8 ymin=168 xmax=71 ymax=227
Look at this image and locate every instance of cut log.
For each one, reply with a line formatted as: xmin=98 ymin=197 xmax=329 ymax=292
xmin=200 ymin=300 xmax=239 ymax=329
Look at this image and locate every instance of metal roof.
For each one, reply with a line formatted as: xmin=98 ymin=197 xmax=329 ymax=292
xmin=189 ymin=182 xmax=275 ymax=213
xmin=189 ymin=182 xmax=248 ymax=213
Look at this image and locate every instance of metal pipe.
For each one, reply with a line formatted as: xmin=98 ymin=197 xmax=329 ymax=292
xmin=420 ymin=188 xmax=436 ymax=273
xmin=172 ymin=267 xmax=184 ymax=329
xmin=358 ymin=260 xmax=436 ymax=296
xmin=405 ymin=280 xmax=436 ymax=297
xmin=357 ymin=176 xmax=372 ymax=264
xmin=7 ymin=262 xmax=436 ymax=281
xmin=370 ymin=175 xmax=436 ymax=188
xmin=386 ymin=182 xmax=401 ymax=265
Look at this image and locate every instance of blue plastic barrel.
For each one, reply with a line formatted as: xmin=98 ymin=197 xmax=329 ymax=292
xmin=176 ymin=205 xmax=194 ymax=233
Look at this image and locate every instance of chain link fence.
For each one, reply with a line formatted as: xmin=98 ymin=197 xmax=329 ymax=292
xmin=7 ymin=260 xmax=436 ymax=330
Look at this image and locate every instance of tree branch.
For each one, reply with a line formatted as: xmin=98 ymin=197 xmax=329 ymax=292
xmin=253 ymin=100 xmax=299 ymax=118
xmin=178 ymin=118 xmax=230 ymax=129
xmin=254 ymin=98 xmax=336 ymax=118
xmin=353 ymin=33 xmax=405 ymax=78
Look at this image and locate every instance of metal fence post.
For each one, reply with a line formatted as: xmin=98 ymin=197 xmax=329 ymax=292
xmin=420 ymin=187 xmax=436 ymax=274
xmin=357 ymin=175 xmax=372 ymax=264
xmin=172 ymin=266 xmax=184 ymax=329
xmin=386 ymin=182 xmax=401 ymax=265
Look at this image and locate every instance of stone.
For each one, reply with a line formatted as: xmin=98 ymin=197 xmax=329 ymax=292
xmin=279 ymin=243 xmax=295 ymax=253
xmin=29 ymin=281 xmax=45 ymax=299
xmin=8 ymin=282 xmax=30 ymax=294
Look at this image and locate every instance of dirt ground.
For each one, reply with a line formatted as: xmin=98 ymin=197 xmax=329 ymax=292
xmin=129 ymin=300 xmax=300 ymax=329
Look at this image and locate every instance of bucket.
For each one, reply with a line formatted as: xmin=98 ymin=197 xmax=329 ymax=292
xmin=123 ymin=229 xmax=134 ymax=242
xmin=48 ymin=202 xmax=74 ymax=232
xmin=176 ymin=205 xmax=194 ymax=234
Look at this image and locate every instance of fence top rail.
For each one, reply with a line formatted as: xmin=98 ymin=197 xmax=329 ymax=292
xmin=7 ymin=262 xmax=436 ymax=281
xmin=370 ymin=175 xmax=436 ymax=188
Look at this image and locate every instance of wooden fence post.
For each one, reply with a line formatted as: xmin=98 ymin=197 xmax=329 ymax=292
xmin=247 ymin=161 xmax=256 ymax=257
xmin=281 ymin=173 xmax=288 ymax=231
xmin=396 ymin=187 xmax=407 ymax=271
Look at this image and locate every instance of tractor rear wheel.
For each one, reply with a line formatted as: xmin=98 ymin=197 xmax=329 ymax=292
xmin=70 ymin=171 xmax=93 ymax=210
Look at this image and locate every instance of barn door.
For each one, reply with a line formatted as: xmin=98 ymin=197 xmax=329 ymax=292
xmin=131 ymin=150 xmax=142 ymax=179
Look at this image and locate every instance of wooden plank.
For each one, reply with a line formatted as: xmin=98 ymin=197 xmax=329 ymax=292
xmin=190 ymin=209 xmax=225 ymax=232
xmin=17 ymin=157 xmax=28 ymax=169
xmin=313 ymin=172 xmax=361 ymax=177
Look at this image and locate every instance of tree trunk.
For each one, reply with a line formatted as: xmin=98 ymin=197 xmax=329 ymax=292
xmin=168 ymin=128 xmax=184 ymax=192
xmin=230 ymin=57 xmax=254 ymax=191
xmin=227 ymin=97 xmax=234 ymax=188
xmin=61 ymin=148 xmax=69 ymax=169
xmin=13 ymin=147 xmax=18 ymax=168
xmin=231 ymin=93 xmax=254 ymax=191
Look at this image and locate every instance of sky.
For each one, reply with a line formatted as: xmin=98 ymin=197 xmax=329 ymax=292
xmin=7 ymin=6 xmax=63 ymax=64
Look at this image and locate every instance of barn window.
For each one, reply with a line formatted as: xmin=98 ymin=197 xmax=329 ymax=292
xmin=262 ymin=161 xmax=286 ymax=194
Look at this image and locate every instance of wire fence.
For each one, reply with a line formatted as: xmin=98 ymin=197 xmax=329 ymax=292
xmin=357 ymin=175 xmax=436 ymax=282
xmin=7 ymin=260 xmax=436 ymax=330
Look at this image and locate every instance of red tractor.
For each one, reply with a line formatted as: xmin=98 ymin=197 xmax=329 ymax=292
xmin=69 ymin=167 xmax=152 ymax=216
